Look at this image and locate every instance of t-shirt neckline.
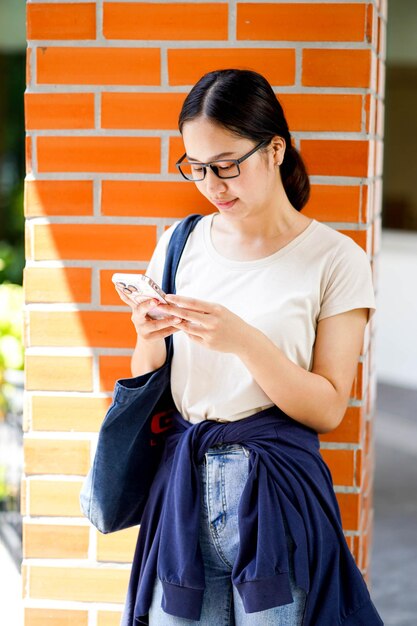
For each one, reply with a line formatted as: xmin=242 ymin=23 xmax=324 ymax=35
xmin=203 ymin=212 xmax=318 ymax=269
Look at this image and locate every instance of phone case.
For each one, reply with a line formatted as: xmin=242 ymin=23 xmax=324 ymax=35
xmin=112 ymin=273 xmax=170 ymax=319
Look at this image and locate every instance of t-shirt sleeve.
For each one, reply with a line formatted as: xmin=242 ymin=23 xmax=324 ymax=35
xmin=318 ymin=238 xmax=376 ymax=323
xmin=144 ymin=221 xmax=181 ymax=288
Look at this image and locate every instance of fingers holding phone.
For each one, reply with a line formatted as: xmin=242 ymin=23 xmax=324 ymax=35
xmin=113 ymin=274 xmax=181 ymax=339
xmin=132 ymin=298 xmax=183 ymax=340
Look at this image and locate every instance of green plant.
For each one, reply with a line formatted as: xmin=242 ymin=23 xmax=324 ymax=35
xmin=0 ymin=51 xmax=26 ymax=286
xmin=0 ymin=283 xmax=23 ymax=370
xmin=0 ymin=282 xmax=24 ymax=417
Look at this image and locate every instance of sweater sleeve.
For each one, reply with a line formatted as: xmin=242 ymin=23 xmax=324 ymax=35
xmin=145 ymin=221 xmax=181 ymax=288
xmin=318 ymin=237 xmax=376 ymax=324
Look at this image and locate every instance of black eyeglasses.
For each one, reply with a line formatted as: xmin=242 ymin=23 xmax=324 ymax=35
xmin=175 ymin=139 xmax=270 ymax=182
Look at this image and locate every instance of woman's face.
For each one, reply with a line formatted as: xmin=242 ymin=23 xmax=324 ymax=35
xmin=181 ymin=117 xmax=285 ymax=219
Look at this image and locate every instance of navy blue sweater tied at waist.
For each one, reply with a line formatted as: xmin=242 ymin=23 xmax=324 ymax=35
xmin=121 ymin=405 xmax=384 ymax=626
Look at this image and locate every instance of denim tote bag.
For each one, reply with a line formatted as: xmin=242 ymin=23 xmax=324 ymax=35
xmin=80 ymin=213 xmax=204 ymax=534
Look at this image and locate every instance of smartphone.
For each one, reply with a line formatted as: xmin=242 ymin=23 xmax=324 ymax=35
xmin=112 ymin=273 xmax=171 ymax=320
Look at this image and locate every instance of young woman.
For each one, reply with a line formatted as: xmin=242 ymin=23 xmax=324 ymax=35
xmin=117 ymin=69 xmax=383 ymax=626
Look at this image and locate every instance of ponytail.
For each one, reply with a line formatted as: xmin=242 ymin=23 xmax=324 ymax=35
xmin=280 ymin=143 xmax=310 ymax=211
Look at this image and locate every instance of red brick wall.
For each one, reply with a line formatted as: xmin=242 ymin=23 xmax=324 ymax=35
xmin=23 ymin=1 xmax=386 ymax=623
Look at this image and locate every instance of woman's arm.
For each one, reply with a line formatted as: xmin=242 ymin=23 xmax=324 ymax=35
xmin=131 ymin=333 xmax=168 ymax=377
xmin=235 ymin=308 xmax=369 ymax=434
xmin=163 ymin=294 xmax=369 ymax=434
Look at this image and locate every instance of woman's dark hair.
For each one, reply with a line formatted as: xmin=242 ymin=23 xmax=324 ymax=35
xmin=178 ymin=69 xmax=310 ymax=212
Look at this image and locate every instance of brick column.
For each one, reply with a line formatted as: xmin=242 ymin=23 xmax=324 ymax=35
xmin=23 ymin=1 xmax=386 ymax=624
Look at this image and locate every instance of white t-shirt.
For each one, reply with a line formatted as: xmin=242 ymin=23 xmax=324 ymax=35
xmin=145 ymin=213 xmax=376 ymax=424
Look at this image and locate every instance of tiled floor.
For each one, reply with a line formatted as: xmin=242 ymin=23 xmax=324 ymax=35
xmin=0 ymin=381 xmax=415 ymax=625
xmin=370 ymin=382 xmax=417 ymax=626
xmin=0 ymin=539 xmax=23 ymax=626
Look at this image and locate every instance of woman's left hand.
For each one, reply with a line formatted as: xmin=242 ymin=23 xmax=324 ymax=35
xmin=162 ymin=294 xmax=255 ymax=354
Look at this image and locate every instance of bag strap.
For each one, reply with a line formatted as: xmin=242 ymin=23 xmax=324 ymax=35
xmin=160 ymin=213 xmax=205 ymax=359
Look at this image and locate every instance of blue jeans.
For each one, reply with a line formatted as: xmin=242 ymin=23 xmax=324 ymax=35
xmin=148 ymin=442 xmax=307 ymax=625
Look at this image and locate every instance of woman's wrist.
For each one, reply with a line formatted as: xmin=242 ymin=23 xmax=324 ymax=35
xmin=234 ymin=324 xmax=269 ymax=362
xmin=131 ymin=334 xmax=167 ymax=376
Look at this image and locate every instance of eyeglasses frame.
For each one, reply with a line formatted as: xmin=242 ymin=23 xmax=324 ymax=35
xmin=175 ymin=139 xmax=271 ymax=182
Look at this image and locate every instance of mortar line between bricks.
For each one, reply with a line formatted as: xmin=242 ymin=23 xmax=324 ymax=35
xmin=28 ymin=215 xmax=179 ymax=225
xmin=333 ymin=486 xmax=360 ymax=493
xmin=27 ymin=302 xmax=179 ymax=313
xmin=28 ymin=39 xmax=375 ymax=49
xmin=29 ymin=218 xmax=36 ymax=263
xmin=24 ymin=257 xmax=148 ymax=266
xmin=24 ymin=389 xmax=33 ymax=432
xmin=33 ymin=129 xmax=181 ymax=137
xmin=28 ymin=130 xmax=380 ymax=139
xmin=26 ymin=173 xmax=382 ymax=185
xmin=88 ymin=521 xmax=98 ymax=564
xmin=93 ymin=178 xmax=101 ymax=218
xmin=25 ymin=173 xmax=380 ymax=184
xmin=25 ymin=479 xmax=30 ymax=535
xmin=96 ymin=0 xmax=104 ymax=42
xmin=31 ymin=133 xmax=38 ymax=176
xmin=157 ymin=221 xmax=170 ymax=239
xmin=91 ymin=266 xmax=100 ymax=306
xmin=160 ymin=46 xmax=169 ymax=87
xmin=24 ymin=431 xmax=99 ymax=442
xmin=26 ymin=0 xmax=378 ymax=4
xmin=24 ymin=390 xmax=113 ymax=398
xmin=26 ymin=216 xmax=378 ymax=228
xmin=94 ymin=92 xmax=101 ymax=131
xmin=26 ymin=0 xmax=227 ymax=2
xmin=21 ymin=556 xmax=132 ymax=567
xmin=25 ymin=346 xmax=135 ymax=356
xmin=23 ymin=599 xmax=127 ymax=612
xmin=93 ymin=353 xmax=100 ymax=395
xmin=23 ymin=516 xmax=90 ymax=525
xmin=295 ymin=47 xmax=302 ymax=88
xmin=26 ymin=474 xmax=84 ymax=486
xmin=25 ymin=85 xmax=378 ymax=96
xmin=161 ymin=135 xmax=169 ymax=175
xmin=229 ymin=0 xmax=237 ymax=43
xmin=360 ymin=93 xmax=366 ymax=135
xmin=353 ymin=448 xmax=357 ymax=488
xmin=29 ymin=44 xmax=36 ymax=86
xmin=307 ymin=442 xmax=362 ymax=450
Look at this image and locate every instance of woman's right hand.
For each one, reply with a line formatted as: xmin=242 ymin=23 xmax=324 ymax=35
xmin=114 ymin=284 xmax=182 ymax=342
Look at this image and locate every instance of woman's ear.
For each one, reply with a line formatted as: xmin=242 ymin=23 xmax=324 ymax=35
xmin=270 ymin=136 xmax=286 ymax=167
